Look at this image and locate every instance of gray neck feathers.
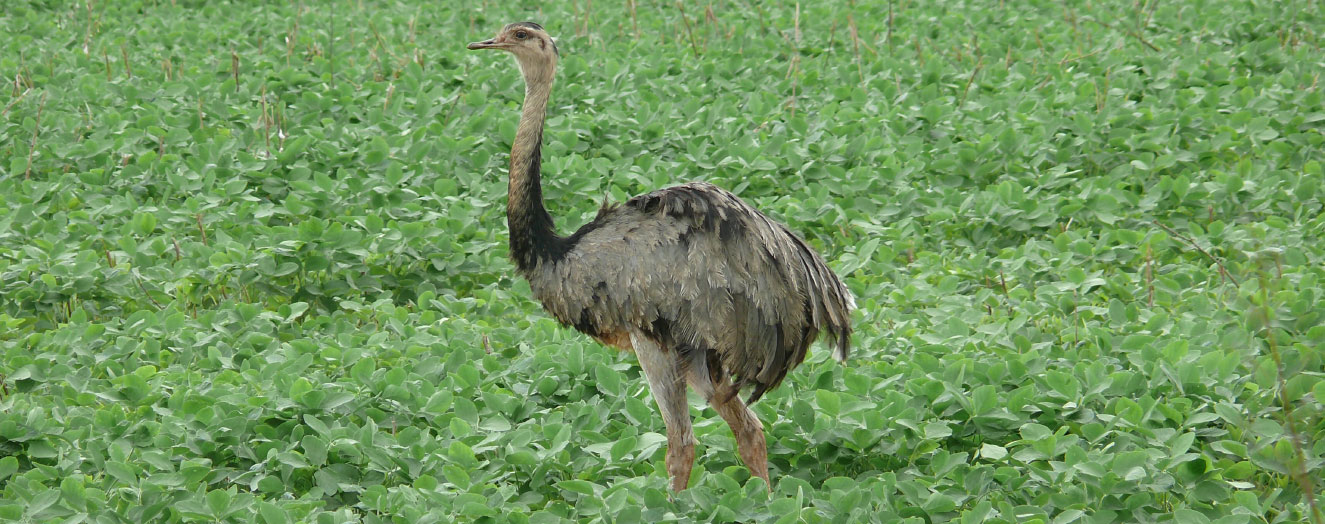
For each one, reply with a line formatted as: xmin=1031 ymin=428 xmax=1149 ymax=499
xmin=506 ymin=57 xmax=560 ymax=271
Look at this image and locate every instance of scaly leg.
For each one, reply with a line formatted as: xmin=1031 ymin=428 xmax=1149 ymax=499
xmin=684 ymin=360 xmax=771 ymax=491
xmin=711 ymin=378 xmax=770 ymax=490
xmin=631 ymin=333 xmax=694 ymax=491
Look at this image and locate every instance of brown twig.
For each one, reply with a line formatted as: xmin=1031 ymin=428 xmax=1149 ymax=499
xmin=848 ymin=16 xmax=865 ymax=84
xmin=286 ymin=4 xmax=302 ymax=64
xmin=25 ymin=92 xmax=48 ymax=180
xmin=196 ymin=214 xmax=209 ymax=245
xmin=1072 ymin=290 xmax=1081 ymax=345
xmin=368 ymin=21 xmax=401 ymax=64
xmin=1085 ymin=17 xmax=1160 ymax=51
xmin=440 ymin=65 xmax=469 ymax=127
xmin=1094 ymin=77 xmax=1106 ymax=113
xmin=583 ymin=0 xmax=594 ymax=43
xmin=887 ymin=0 xmax=896 ymax=54
xmin=743 ymin=0 xmax=768 ymax=34
xmin=133 ymin=271 xmax=163 ymax=309
xmin=913 ymin=35 xmax=924 ymax=67
xmin=1143 ymin=0 xmax=1159 ymax=29
xmin=275 ymin=98 xmax=286 ymax=152
xmin=705 ymin=5 xmax=720 ymax=38
xmin=791 ymin=2 xmax=801 ymax=45
xmin=1256 ymin=274 xmax=1324 ymax=524
xmin=121 ymin=44 xmax=132 ymax=79
xmin=82 ymin=0 xmax=96 ymax=55
xmin=786 ymin=2 xmax=802 ymax=116
xmin=676 ymin=2 xmax=700 ymax=58
xmin=231 ymin=50 xmax=240 ymax=92
xmin=1145 ymin=244 xmax=1154 ymax=307
xmin=383 ymin=82 xmax=394 ymax=111
xmin=1059 ymin=45 xmax=1108 ymax=66
xmin=956 ymin=56 xmax=984 ymax=108
xmin=1152 ymin=220 xmax=1239 ymax=287
xmin=328 ymin=11 xmax=336 ymax=90
xmin=786 ymin=54 xmax=800 ymax=116
xmin=628 ymin=0 xmax=639 ymax=39
xmin=1 ymin=88 xmax=29 ymax=118
xmin=261 ymin=85 xmax=272 ymax=158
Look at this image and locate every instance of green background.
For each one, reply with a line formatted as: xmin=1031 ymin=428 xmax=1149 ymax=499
xmin=1 ymin=0 xmax=1322 ymax=522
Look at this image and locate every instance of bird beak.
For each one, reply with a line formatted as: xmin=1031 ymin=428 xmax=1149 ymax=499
xmin=467 ymin=39 xmax=504 ymax=50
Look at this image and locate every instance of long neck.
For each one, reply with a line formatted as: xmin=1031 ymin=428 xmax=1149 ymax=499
xmin=507 ymin=67 xmax=561 ymax=271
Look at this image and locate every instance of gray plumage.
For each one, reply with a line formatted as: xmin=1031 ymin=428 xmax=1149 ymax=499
xmin=527 ymin=182 xmax=854 ymax=403
xmin=469 ymin=22 xmax=854 ymax=491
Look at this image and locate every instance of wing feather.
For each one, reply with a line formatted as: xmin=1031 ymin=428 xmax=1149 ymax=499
xmin=524 ymin=182 xmax=853 ymax=402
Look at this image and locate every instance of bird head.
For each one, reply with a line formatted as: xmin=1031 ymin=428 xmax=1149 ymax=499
xmin=468 ymin=22 xmax=559 ymax=84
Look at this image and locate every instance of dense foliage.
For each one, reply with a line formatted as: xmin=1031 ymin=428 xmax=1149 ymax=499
xmin=2 ymin=0 xmax=1323 ymax=522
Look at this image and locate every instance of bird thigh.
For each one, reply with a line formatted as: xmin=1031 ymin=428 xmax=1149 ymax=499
xmin=630 ymin=332 xmax=695 ymax=491
xmin=683 ymin=352 xmax=717 ymax=402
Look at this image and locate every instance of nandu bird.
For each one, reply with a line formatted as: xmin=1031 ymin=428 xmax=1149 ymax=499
xmin=468 ymin=23 xmax=854 ymax=491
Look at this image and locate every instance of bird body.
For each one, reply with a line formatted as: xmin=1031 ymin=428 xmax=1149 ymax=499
xmin=469 ymin=22 xmax=853 ymax=491
xmin=522 ymin=182 xmax=852 ymax=403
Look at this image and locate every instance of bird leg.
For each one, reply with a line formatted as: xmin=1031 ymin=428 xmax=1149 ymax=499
xmin=710 ymin=379 xmax=770 ymax=490
xmin=631 ymin=333 xmax=694 ymax=492
xmin=685 ymin=361 xmax=771 ymax=491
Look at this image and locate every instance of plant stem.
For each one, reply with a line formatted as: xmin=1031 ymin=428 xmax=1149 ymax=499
xmin=24 ymin=92 xmax=47 ymax=180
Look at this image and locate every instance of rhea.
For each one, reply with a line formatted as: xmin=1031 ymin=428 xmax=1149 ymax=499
xmin=468 ymin=23 xmax=854 ymax=491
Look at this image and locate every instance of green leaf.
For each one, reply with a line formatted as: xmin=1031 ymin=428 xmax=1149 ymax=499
xmin=132 ymin=211 xmax=158 ymax=236
xmin=1169 ymin=432 xmax=1196 ymax=458
xmin=815 ymin=390 xmax=840 ymax=416
xmin=980 ymin=443 xmax=1007 ymax=461
xmin=302 ymin=435 xmax=328 ymax=467
xmin=1173 ymin=509 xmax=1211 ymax=524
xmin=59 ymin=477 xmax=86 ymax=512
xmin=1250 ymin=418 xmax=1282 ymax=438
xmin=1112 ymin=451 xmax=1149 ymax=481
xmin=289 ymin=377 xmax=313 ymax=400
xmin=424 ymin=390 xmax=454 ymax=415
xmin=0 ymin=456 xmax=17 ymax=481
xmin=624 ymin=397 xmax=653 ymax=425
xmin=557 ymin=479 xmax=598 ymax=496
xmin=1020 ymin=423 xmax=1052 ymax=441
xmin=450 ymin=417 xmax=472 ymax=438
xmin=443 ymin=464 xmax=470 ymax=489
xmin=257 ymin=502 xmax=291 ymax=524
xmin=448 ymin=441 xmax=476 ymax=467
xmin=105 ymin=461 xmax=138 ymax=484
xmin=460 ymin=501 xmax=495 ymax=517
xmin=791 ymin=398 xmax=815 ymax=430
xmin=206 ymin=489 xmax=232 ymax=519
xmin=610 ymin=435 xmax=638 ymax=461
xmin=924 ymin=422 xmax=952 ymax=440
xmin=595 ymin=363 xmax=621 ymax=396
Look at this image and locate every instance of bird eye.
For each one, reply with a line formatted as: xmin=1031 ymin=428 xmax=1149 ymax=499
xmin=515 ymin=30 xmax=528 ymax=39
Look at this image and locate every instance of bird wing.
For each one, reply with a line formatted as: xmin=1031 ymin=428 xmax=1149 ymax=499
xmin=526 ymin=182 xmax=853 ymax=402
